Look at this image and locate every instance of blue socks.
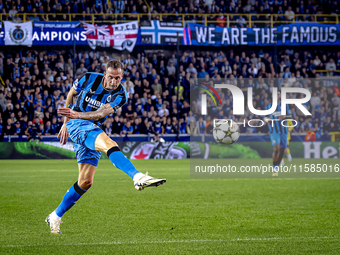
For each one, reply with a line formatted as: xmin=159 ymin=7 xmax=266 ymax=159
xmin=107 ymin=147 xmax=140 ymax=179
xmin=55 ymin=182 xmax=86 ymax=218
xmin=273 ymin=162 xmax=280 ymax=172
xmin=53 ymin=147 xmax=138 ymax=219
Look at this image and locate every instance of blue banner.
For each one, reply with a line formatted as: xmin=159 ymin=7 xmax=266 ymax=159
xmin=187 ymin=23 xmax=340 ymax=46
xmin=32 ymin=27 xmax=87 ymax=45
xmin=1 ymin=22 xmax=340 ymax=47
xmin=0 ymin=26 xmax=87 ymax=46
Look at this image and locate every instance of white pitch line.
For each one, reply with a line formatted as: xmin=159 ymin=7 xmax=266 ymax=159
xmin=1 ymin=236 xmax=339 ymax=248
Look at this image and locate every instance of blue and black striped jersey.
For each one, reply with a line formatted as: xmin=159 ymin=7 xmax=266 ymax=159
xmin=266 ymin=102 xmax=290 ymax=134
xmin=72 ymin=72 xmax=128 ymax=126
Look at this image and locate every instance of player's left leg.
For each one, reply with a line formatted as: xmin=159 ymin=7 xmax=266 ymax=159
xmin=93 ymin=132 xmax=166 ymax=190
xmin=277 ymin=134 xmax=288 ymax=170
xmin=270 ymin=133 xmax=281 ymax=176
xmin=277 ymin=146 xmax=285 ymax=164
xmin=272 ymin=144 xmax=281 ymax=176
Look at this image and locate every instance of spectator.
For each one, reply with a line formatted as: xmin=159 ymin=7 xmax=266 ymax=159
xmin=123 ymin=76 xmax=135 ymax=95
xmin=187 ymin=120 xmax=198 ymax=135
xmin=4 ymin=119 xmax=15 ymax=136
xmin=34 ymin=106 xmax=44 ymax=120
xmin=285 ymin=6 xmax=295 ymax=21
xmin=168 ymin=54 xmax=177 ymax=67
xmin=166 ymin=60 xmax=176 ymax=77
xmin=114 ymin=0 xmax=125 ymax=13
xmin=9 ymin=5 xmax=19 ymax=21
xmin=301 ymin=118 xmax=312 ymax=132
xmin=216 ymin=12 xmax=226 ymax=27
xmin=304 ymin=127 xmax=316 ymax=141
xmin=196 ymin=117 xmax=206 ymax=135
xmin=122 ymin=121 xmax=133 ymax=135
xmin=104 ymin=122 xmax=112 ymax=135
xmin=76 ymin=63 xmax=87 ymax=77
xmin=326 ymin=58 xmax=337 ymax=76
xmin=0 ymin=91 xmax=7 ymax=113
xmin=174 ymin=81 xmax=184 ymax=100
xmin=133 ymin=118 xmax=142 ymax=134
xmin=151 ymin=78 xmax=162 ymax=96
xmin=56 ymin=95 xmax=66 ymax=110
xmin=152 ymin=115 xmax=163 ymax=134
xmin=248 ymin=63 xmax=258 ymax=76
xmin=283 ymin=67 xmax=292 ymax=78
xmin=186 ymin=63 xmax=198 ymax=75
xmin=164 ymin=118 xmax=174 ymax=134
xmin=158 ymin=104 xmax=169 ymax=117
xmin=314 ymin=55 xmax=322 ymax=69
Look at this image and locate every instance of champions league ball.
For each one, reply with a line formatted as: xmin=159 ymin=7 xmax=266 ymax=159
xmin=213 ymin=120 xmax=240 ymax=145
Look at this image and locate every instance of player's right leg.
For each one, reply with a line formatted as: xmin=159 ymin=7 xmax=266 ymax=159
xmin=281 ymin=137 xmax=292 ymax=165
xmin=93 ymin=132 xmax=166 ymax=190
xmin=286 ymin=133 xmax=292 ymax=162
xmin=46 ymin=163 xmax=96 ymax=234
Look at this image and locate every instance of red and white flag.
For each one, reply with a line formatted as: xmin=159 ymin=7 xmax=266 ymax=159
xmin=82 ymin=21 xmax=138 ymax=52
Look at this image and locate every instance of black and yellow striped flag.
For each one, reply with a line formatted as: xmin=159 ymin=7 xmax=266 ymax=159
xmin=0 ymin=76 xmax=5 ymax=87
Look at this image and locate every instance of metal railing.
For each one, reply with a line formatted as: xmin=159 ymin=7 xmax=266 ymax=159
xmin=1 ymin=13 xmax=339 ymax=27
xmin=315 ymin=70 xmax=340 ymax=77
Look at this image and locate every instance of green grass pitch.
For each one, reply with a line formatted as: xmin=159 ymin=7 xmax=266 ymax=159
xmin=0 ymin=159 xmax=340 ymax=254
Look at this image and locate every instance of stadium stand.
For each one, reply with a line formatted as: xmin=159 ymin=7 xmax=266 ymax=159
xmin=0 ymin=0 xmax=339 ymax=25
xmin=1 ymin=47 xmax=340 ymax=141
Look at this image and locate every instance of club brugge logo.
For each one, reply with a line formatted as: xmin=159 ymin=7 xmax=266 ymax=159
xmin=9 ymin=25 xmax=28 ymax=44
xmin=107 ymin=95 xmax=112 ymax=102
xmin=13 ymin=26 xmax=24 ymax=40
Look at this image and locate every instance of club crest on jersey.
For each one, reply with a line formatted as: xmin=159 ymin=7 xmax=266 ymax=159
xmin=85 ymin=96 xmax=104 ymax=109
xmin=107 ymin=95 xmax=112 ymax=102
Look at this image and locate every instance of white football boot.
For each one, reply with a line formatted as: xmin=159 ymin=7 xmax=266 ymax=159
xmin=272 ymin=165 xmax=279 ymax=177
xmin=287 ymin=153 xmax=292 ymax=162
xmin=134 ymin=172 xmax=166 ymax=191
xmin=45 ymin=214 xmax=62 ymax=234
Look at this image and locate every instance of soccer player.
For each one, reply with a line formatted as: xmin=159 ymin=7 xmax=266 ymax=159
xmin=264 ymin=95 xmax=290 ymax=177
xmin=45 ymin=60 xmax=166 ymax=234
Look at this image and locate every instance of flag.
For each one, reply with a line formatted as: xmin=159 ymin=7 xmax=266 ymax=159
xmin=0 ymin=76 xmax=5 ymax=87
xmin=4 ymin=21 xmax=33 ymax=46
xmin=140 ymin=21 xmax=184 ymax=45
xmin=82 ymin=21 xmax=138 ymax=52
xmin=183 ymin=27 xmax=192 ymax=45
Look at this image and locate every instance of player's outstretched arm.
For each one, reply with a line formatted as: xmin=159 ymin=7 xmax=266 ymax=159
xmin=58 ymin=103 xmax=115 ymax=121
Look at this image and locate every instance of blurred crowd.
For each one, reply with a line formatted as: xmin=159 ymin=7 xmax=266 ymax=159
xmin=1 ymin=0 xmax=339 ymax=25
xmin=0 ymin=48 xmax=191 ymax=140
xmin=0 ymin=45 xmax=339 ymax=140
xmin=188 ymin=48 xmax=340 ymax=139
xmin=148 ymin=0 xmax=340 ymax=26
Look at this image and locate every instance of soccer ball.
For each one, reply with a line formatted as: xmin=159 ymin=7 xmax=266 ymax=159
xmin=213 ymin=120 xmax=240 ymax=145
